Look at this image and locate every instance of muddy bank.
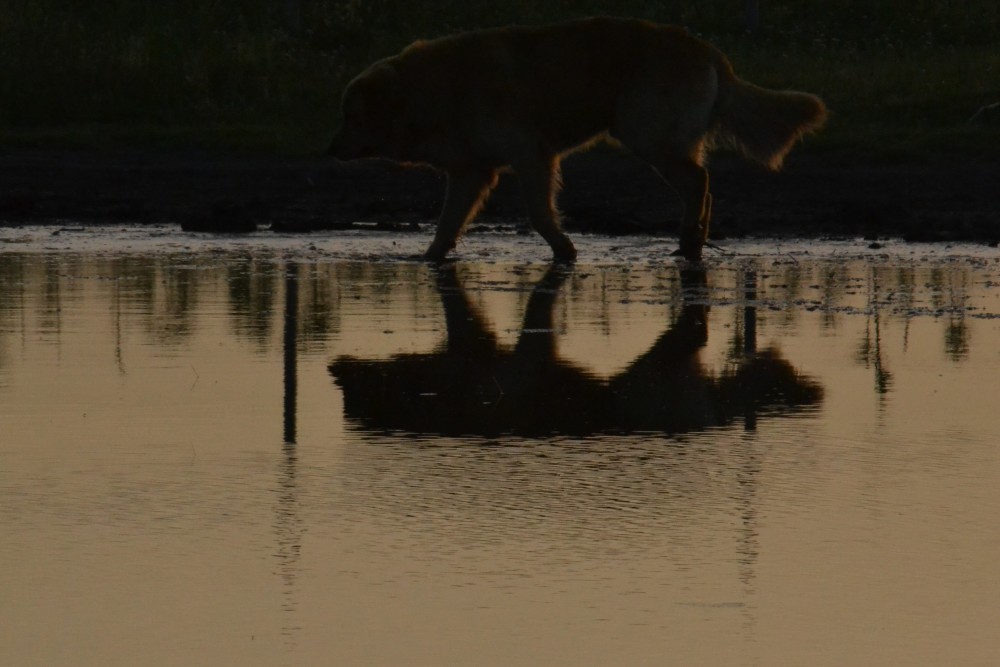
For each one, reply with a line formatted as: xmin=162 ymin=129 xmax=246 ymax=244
xmin=0 ymin=149 xmax=997 ymax=244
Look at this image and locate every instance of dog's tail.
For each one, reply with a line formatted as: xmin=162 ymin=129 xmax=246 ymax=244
xmin=712 ymin=77 xmax=827 ymax=171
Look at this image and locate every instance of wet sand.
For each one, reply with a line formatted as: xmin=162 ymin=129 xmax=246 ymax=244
xmin=1 ymin=150 xmax=998 ymax=244
xmin=3 ymin=225 xmax=997 ymax=268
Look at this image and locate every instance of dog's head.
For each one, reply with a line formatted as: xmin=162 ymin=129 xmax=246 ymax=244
xmin=327 ymin=62 xmax=405 ymax=161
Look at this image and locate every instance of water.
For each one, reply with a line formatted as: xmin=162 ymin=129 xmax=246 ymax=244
xmin=2 ymin=231 xmax=999 ymax=666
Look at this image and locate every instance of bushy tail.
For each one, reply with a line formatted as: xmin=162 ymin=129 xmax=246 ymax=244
xmin=713 ymin=79 xmax=827 ymax=170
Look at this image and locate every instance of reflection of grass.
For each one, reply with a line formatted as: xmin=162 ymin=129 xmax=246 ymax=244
xmin=3 ymin=1 xmax=998 ymax=155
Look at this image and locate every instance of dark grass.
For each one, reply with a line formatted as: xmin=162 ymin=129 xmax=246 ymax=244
xmin=3 ymin=1 xmax=999 ymax=155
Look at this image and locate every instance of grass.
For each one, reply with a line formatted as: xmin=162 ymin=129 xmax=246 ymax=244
xmin=2 ymin=1 xmax=998 ymax=156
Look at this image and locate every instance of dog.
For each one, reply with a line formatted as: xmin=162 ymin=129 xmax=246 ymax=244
xmin=327 ymin=17 xmax=826 ymax=261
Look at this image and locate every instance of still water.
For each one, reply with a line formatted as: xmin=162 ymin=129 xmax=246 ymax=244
xmin=2 ymin=234 xmax=999 ymax=666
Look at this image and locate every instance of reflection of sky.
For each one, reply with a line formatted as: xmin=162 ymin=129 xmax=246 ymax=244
xmin=2 ymin=251 xmax=999 ymax=666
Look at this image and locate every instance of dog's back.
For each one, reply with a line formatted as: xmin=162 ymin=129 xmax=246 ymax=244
xmin=394 ymin=18 xmax=728 ymax=156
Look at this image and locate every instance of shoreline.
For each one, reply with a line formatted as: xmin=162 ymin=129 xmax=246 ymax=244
xmin=1 ymin=149 xmax=998 ymax=245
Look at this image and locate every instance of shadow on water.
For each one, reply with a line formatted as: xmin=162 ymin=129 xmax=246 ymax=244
xmin=330 ymin=264 xmax=824 ymax=439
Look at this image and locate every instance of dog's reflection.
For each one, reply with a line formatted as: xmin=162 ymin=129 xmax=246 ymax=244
xmin=330 ymin=265 xmax=822 ymax=438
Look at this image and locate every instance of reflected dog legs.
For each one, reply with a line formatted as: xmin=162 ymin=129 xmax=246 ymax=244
xmin=514 ymin=263 xmax=574 ymax=360
xmin=432 ymin=263 xmax=498 ymax=356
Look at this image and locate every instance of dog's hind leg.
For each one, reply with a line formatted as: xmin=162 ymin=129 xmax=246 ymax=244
xmin=650 ymin=156 xmax=711 ymax=262
xmin=512 ymin=156 xmax=578 ymax=262
xmin=425 ymin=168 xmax=498 ymax=261
xmin=612 ymin=73 xmax=715 ymax=261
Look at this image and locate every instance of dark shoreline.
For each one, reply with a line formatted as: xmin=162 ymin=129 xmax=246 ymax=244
xmin=1 ymin=150 xmax=998 ymax=245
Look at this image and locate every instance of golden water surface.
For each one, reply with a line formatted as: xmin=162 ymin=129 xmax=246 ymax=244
xmin=2 ymin=241 xmax=999 ymax=666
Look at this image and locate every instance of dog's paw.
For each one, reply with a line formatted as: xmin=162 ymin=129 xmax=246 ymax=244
xmin=550 ymin=236 xmax=578 ymax=263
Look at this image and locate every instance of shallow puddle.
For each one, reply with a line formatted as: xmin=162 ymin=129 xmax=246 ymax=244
xmin=2 ymin=231 xmax=999 ymax=665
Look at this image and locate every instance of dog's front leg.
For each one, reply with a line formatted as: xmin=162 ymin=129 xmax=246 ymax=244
xmin=424 ymin=169 xmax=498 ymax=262
xmin=513 ymin=157 xmax=577 ymax=263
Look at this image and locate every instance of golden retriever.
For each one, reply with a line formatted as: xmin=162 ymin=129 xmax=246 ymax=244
xmin=328 ymin=17 xmax=826 ymax=261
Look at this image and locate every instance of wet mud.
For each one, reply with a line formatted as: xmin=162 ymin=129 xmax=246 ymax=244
xmin=0 ymin=150 xmax=998 ymax=245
